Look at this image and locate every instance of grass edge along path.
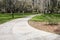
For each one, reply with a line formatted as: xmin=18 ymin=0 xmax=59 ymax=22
xmin=0 ymin=13 xmax=36 ymax=24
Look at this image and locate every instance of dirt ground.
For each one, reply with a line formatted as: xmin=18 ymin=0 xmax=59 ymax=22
xmin=28 ymin=21 xmax=60 ymax=34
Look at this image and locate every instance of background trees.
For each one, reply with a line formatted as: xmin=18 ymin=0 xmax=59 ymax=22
xmin=47 ymin=0 xmax=60 ymax=13
xmin=3 ymin=0 xmax=17 ymax=13
xmin=0 ymin=1 xmax=2 ymax=12
xmin=0 ymin=0 xmax=60 ymax=14
xmin=58 ymin=0 xmax=60 ymax=13
xmin=42 ymin=0 xmax=60 ymax=14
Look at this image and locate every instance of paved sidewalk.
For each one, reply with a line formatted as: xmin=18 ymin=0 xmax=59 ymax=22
xmin=0 ymin=15 xmax=60 ymax=40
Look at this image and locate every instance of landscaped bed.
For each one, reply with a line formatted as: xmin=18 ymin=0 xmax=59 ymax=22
xmin=29 ymin=14 xmax=60 ymax=34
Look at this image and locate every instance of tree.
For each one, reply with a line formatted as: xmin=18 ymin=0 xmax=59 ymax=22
xmin=3 ymin=0 xmax=18 ymax=18
xmin=57 ymin=0 xmax=60 ymax=13
xmin=48 ymin=0 xmax=58 ymax=13
xmin=0 ymin=1 xmax=2 ymax=12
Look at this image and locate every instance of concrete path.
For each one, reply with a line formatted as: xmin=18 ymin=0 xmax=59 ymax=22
xmin=0 ymin=15 xmax=60 ymax=40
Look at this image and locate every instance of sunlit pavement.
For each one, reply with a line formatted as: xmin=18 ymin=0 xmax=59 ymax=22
xmin=0 ymin=15 xmax=60 ymax=40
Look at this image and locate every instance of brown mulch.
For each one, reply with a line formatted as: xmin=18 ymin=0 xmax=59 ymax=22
xmin=28 ymin=21 xmax=60 ymax=34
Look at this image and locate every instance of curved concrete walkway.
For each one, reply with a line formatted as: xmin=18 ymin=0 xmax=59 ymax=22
xmin=0 ymin=15 xmax=60 ymax=40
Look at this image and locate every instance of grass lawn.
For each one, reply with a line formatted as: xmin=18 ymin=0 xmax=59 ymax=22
xmin=0 ymin=13 xmax=35 ymax=24
xmin=31 ymin=14 xmax=60 ymax=22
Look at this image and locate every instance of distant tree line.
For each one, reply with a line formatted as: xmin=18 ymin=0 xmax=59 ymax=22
xmin=0 ymin=0 xmax=60 ymax=13
xmin=0 ymin=0 xmax=33 ymax=13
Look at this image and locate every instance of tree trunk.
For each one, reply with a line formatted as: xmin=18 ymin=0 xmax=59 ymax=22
xmin=11 ymin=11 xmax=14 ymax=18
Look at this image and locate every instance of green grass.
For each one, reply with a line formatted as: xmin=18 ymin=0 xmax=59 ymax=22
xmin=31 ymin=14 xmax=60 ymax=22
xmin=0 ymin=13 xmax=35 ymax=24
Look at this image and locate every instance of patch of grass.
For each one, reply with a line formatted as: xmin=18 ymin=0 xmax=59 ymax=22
xmin=0 ymin=13 xmax=35 ymax=24
xmin=31 ymin=14 xmax=60 ymax=22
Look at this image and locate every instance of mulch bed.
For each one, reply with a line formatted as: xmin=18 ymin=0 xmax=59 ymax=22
xmin=28 ymin=21 xmax=60 ymax=34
